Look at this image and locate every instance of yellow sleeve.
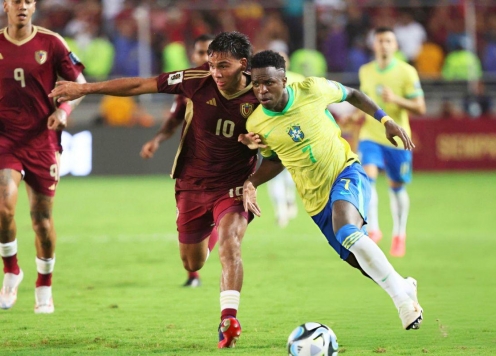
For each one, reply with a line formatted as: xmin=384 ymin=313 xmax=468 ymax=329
xmin=314 ymin=77 xmax=347 ymax=104
xmin=404 ymin=66 xmax=424 ymax=99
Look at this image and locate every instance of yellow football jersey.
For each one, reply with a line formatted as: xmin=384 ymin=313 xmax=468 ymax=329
xmin=247 ymin=77 xmax=358 ymax=216
xmin=359 ymin=59 xmax=423 ymax=148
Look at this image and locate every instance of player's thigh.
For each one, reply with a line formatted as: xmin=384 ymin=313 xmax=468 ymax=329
xmin=382 ymin=146 xmax=412 ymax=185
xmin=213 ymin=187 xmax=251 ymax=243
xmin=21 ymin=150 xmax=60 ymax=198
xmin=0 ymin=154 xmax=24 ymax=213
xmin=358 ymin=140 xmax=384 ymax=179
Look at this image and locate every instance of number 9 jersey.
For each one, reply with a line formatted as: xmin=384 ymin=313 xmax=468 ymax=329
xmin=0 ymin=26 xmax=84 ymax=153
xmin=246 ymin=77 xmax=358 ymax=216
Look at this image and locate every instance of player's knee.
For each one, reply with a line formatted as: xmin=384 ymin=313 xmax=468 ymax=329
xmin=181 ymin=256 xmax=205 ymax=272
xmin=335 ymin=224 xmax=364 ymax=250
xmin=0 ymin=205 xmax=15 ymax=225
xmin=31 ymin=214 xmax=52 ymax=237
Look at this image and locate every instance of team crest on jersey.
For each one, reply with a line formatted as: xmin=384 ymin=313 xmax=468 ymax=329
xmin=240 ymin=103 xmax=254 ymax=118
xmin=35 ymin=50 xmax=47 ymax=64
xmin=287 ymin=124 xmax=305 ymax=142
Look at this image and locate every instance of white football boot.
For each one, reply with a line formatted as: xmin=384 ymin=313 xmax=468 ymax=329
xmin=399 ymin=277 xmax=423 ymax=330
xmin=35 ymin=286 xmax=54 ymax=314
xmin=0 ymin=269 xmax=24 ymax=309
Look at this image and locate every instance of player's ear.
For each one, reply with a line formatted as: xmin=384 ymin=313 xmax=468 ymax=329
xmin=240 ymin=58 xmax=248 ymax=71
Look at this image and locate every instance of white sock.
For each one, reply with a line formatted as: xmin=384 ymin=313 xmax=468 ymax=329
xmin=36 ymin=256 xmax=55 ymax=275
xmin=389 ymin=187 xmax=410 ymax=237
xmin=0 ymin=240 xmax=17 ymax=257
xmin=349 ymin=235 xmax=411 ymax=308
xmin=368 ymin=182 xmax=380 ymax=232
xmin=220 ymin=290 xmax=240 ymax=312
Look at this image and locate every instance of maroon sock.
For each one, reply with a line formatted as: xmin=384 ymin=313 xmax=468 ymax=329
xmin=36 ymin=273 xmax=52 ymax=287
xmin=2 ymin=255 xmax=20 ymax=275
xmin=221 ymin=308 xmax=237 ymax=321
xmin=188 ymin=271 xmax=199 ymax=279
xmin=208 ymin=228 xmax=219 ymax=252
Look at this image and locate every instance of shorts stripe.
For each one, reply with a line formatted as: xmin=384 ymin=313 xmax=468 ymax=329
xmin=342 ymin=231 xmax=364 ymax=249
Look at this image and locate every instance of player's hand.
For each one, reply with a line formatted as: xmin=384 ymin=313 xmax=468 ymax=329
xmin=140 ymin=139 xmax=160 ymax=159
xmin=384 ymin=120 xmax=415 ymax=150
xmin=381 ymin=87 xmax=397 ymax=103
xmin=243 ymin=179 xmax=261 ymax=217
xmin=49 ymin=81 xmax=85 ymax=103
xmin=47 ymin=109 xmax=67 ymax=131
xmin=238 ymin=132 xmax=267 ymax=150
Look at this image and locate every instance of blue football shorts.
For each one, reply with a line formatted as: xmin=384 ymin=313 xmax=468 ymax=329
xmin=358 ymin=140 xmax=412 ymax=184
xmin=311 ymin=163 xmax=371 ymax=260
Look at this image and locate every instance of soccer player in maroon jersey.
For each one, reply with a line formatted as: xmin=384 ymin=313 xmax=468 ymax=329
xmin=0 ymin=0 xmax=86 ymax=314
xmin=140 ymin=34 xmax=215 ymax=289
xmin=50 ymin=31 xmax=260 ymax=348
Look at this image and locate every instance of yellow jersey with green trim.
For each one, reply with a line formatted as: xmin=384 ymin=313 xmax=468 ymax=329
xmin=359 ymin=59 xmax=423 ymax=148
xmin=247 ymin=77 xmax=359 ymax=216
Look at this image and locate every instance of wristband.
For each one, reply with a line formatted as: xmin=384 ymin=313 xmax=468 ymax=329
xmin=58 ymin=102 xmax=72 ymax=117
xmin=373 ymin=109 xmax=393 ymax=125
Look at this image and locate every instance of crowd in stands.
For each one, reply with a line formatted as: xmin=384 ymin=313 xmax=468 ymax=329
xmin=1 ymin=0 xmax=495 ymax=82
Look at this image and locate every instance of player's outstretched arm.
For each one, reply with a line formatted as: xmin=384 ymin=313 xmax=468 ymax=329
xmin=140 ymin=115 xmax=184 ymax=159
xmin=343 ymin=86 xmax=415 ymax=150
xmin=243 ymin=158 xmax=285 ymax=216
xmin=49 ymin=76 xmax=159 ymax=103
xmin=47 ymin=73 xmax=87 ymax=130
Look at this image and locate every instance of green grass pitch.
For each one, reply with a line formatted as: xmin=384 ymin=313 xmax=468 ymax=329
xmin=1 ymin=172 xmax=495 ymax=355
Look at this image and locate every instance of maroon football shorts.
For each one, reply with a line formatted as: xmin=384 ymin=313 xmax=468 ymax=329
xmin=0 ymin=149 xmax=60 ymax=197
xmin=175 ymin=187 xmax=253 ymax=244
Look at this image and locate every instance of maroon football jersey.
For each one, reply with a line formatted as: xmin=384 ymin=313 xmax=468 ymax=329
xmin=169 ymin=95 xmax=187 ymax=122
xmin=157 ymin=63 xmax=259 ymax=191
xmin=0 ymin=26 xmax=84 ymax=153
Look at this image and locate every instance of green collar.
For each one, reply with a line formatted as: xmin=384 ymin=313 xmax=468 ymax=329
xmin=375 ymin=58 xmax=397 ymax=73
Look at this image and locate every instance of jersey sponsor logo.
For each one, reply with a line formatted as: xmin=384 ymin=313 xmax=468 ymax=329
xmin=69 ymin=52 xmax=81 ymax=65
xmin=240 ymin=103 xmax=254 ymax=118
xmin=168 ymin=71 xmax=184 ymax=85
xmin=206 ymin=98 xmax=217 ymax=106
xmin=287 ymin=124 xmax=305 ymax=142
xmin=35 ymin=50 xmax=47 ymax=64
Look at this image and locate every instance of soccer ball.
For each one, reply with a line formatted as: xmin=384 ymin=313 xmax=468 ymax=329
xmin=287 ymin=322 xmax=338 ymax=356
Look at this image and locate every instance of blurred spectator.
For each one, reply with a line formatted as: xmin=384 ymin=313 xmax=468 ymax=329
xmin=254 ymin=11 xmax=289 ymax=52
xmin=345 ymin=2 xmax=370 ymax=48
xmin=233 ymin=1 xmax=265 ymax=45
xmin=98 ymin=96 xmax=154 ymax=127
xmin=482 ymin=12 xmax=496 ymax=73
xmin=440 ymin=97 xmax=463 ymax=120
xmin=281 ymin=0 xmax=305 ymax=53
xmin=442 ymin=36 xmax=482 ymax=81
xmin=463 ymin=81 xmax=493 ymax=119
xmin=321 ymin=8 xmax=348 ymax=72
xmin=415 ymin=42 xmax=444 ymax=79
xmin=426 ymin=5 xmax=454 ymax=51
xmin=111 ymin=9 xmax=140 ymax=77
xmin=394 ymin=9 xmax=426 ymax=63
xmin=346 ymin=36 xmax=369 ymax=73
xmin=289 ymin=48 xmax=328 ymax=77
xmin=162 ymin=42 xmax=190 ymax=73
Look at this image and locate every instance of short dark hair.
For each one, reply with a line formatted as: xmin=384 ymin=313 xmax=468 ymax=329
xmin=251 ymin=50 xmax=286 ymax=72
xmin=208 ymin=31 xmax=253 ymax=64
xmin=194 ymin=34 xmax=215 ymax=45
xmin=374 ymin=27 xmax=395 ymax=35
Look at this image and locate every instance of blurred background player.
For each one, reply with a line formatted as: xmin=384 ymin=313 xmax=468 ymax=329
xmin=266 ymin=51 xmax=304 ymax=228
xmin=50 ymin=31 xmax=260 ymax=348
xmin=140 ymin=34 xmax=215 ymax=288
xmin=0 ymin=0 xmax=86 ymax=313
xmin=356 ymin=27 xmax=425 ymax=257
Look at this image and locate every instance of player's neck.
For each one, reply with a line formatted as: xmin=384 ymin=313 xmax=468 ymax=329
xmin=376 ymin=57 xmax=394 ymax=70
xmin=7 ymin=23 xmax=34 ymax=41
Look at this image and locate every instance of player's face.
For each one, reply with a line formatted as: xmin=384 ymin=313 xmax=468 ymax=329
xmin=3 ymin=0 xmax=36 ymax=27
xmin=191 ymin=40 xmax=212 ymax=67
xmin=208 ymin=52 xmax=248 ymax=94
xmin=373 ymin=31 xmax=398 ymax=60
xmin=251 ymin=67 xmax=287 ymax=112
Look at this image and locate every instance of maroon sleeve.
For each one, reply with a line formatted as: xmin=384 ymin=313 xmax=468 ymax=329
xmin=53 ymin=36 xmax=84 ymax=81
xmin=156 ymin=62 xmax=210 ymax=99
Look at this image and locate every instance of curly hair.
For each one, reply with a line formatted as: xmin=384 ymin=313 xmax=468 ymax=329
xmin=208 ymin=32 xmax=253 ymax=65
xmin=251 ymin=50 xmax=286 ymax=72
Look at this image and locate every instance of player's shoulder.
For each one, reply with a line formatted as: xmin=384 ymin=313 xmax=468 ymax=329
xmin=35 ymin=26 xmax=70 ymax=49
xmin=183 ymin=62 xmax=210 ymax=80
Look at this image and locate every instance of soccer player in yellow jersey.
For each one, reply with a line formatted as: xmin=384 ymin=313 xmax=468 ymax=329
xmin=358 ymin=28 xmax=426 ymax=256
xmin=242 ymin=50 xmax=423 ymax=330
